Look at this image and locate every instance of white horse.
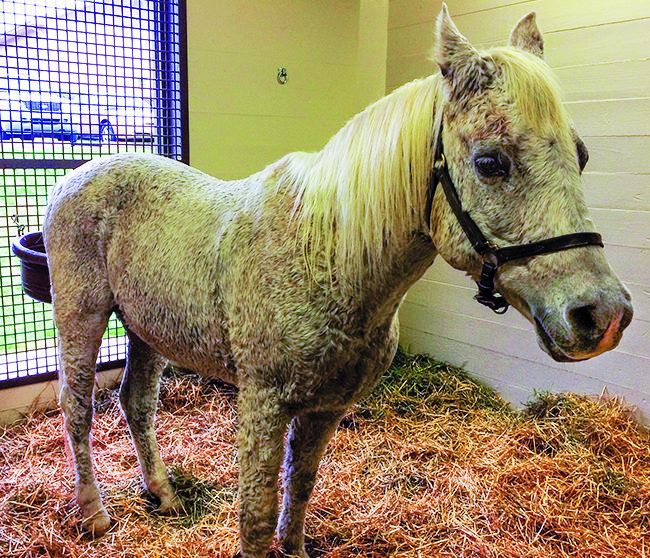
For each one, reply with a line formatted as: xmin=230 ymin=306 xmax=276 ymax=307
xmin=43 ymin=6 xmax=632 ymax=557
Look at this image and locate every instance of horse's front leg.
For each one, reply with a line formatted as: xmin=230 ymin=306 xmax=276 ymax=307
xmin=237 ymin=382 xmax=289 ymax=558
xmin=276 ymin=409 xmax=345 ymax=558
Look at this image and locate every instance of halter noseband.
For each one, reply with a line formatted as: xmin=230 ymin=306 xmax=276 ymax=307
xmin=425 ymin=129 xmax=604 ymax=314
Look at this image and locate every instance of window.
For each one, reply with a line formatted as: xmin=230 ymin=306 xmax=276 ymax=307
xmin=0 ymin=0 xmax=188 ymax=387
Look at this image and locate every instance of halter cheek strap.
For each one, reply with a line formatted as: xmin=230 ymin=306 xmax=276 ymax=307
xmin=426 ymin=134 xmax=604 ymax=314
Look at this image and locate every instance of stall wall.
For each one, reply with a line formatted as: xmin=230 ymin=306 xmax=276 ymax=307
xmin=388 ymin=0 xmax=650 ymax=421
xmin=187 ymin=0 xmax=388 ymax=179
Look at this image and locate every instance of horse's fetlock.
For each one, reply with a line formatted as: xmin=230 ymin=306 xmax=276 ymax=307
xmin=157 ymin=493 xmax=183 ymax=515
xmin=76 ymin=486 xmax=111 ymax=537
xmin=76 ymin=481 xmax=101 ymax=504
xmin=147 ymin=474 xmax=181 ymax=513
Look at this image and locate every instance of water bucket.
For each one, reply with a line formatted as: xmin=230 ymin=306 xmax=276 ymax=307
xmin=11 ymin=231 xmax=51 ymax=303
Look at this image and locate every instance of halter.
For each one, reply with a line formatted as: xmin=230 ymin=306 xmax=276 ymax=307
xmin=425 ymin=128 xmax=604 ymax=314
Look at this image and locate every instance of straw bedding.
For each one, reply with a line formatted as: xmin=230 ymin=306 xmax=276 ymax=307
xmin=1 ymin=349 xmax=648 ymax=557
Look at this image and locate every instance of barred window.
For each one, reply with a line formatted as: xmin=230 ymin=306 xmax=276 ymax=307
xmin=0 ymin=0 xmax=188 ymax=387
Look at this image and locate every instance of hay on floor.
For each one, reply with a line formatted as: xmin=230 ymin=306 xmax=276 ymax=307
xmin=1 ymin=349 xmax=648 ymax=557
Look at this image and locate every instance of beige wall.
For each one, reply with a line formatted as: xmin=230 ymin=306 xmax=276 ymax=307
xmin=187 ymin=0 xmax=387 ymax=179
xmin=389 ymin=1 xmax=650 ymax=421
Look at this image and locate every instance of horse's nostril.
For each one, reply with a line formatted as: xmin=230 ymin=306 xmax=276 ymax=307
xmin=568 ymin=304 xmax=599 ymax=337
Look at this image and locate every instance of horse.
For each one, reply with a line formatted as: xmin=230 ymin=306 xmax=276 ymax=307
xmin=43 ymin=6 xmax=633 ymax=557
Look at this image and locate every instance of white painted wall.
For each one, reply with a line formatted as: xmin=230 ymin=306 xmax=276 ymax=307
xmin=388 ymin=0 xmax=650 ymax=422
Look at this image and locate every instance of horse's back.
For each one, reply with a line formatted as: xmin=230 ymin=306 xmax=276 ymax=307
xmin=46 ymin=152 xmax=222 ymax=220
xmin=44 ymin=153 xmax=231 ymax=281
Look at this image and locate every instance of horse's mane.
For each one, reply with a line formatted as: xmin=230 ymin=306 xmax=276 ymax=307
xmin=279 ymin=75 xmax=444 ymax=284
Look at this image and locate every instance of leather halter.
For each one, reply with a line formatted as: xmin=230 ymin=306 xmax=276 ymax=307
xmin=425 ymin=129 xmax=604 ymax=314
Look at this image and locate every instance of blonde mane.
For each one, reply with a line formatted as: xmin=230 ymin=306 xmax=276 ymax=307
xmin=280 ymin=75 xmax=444 ymax=284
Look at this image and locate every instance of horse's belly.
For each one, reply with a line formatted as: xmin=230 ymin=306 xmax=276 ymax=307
xmin=117 ymin=294 xmax=237 ymax=384
xmin=108 ymin=238 xmax=237 ymax=384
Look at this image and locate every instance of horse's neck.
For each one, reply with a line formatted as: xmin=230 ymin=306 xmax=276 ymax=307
xmin=254 ymin=168 xmax=436 ymax=331
xmin=356 ymin=234 xmax=437 ymax=324
xmin=263 ymin=76 xmax=444 ymax=324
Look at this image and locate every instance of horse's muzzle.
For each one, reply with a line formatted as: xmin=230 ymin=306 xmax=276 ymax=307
xmin=534 ymin=295 xmax=633 ymax=362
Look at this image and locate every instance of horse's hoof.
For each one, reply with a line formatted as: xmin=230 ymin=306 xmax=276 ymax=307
xmin=232 ymin=551 xmax=284 ymax=558
xmin=81 ymin=508 xmax=111 ymax=537
xmin=157 ymin=495 xmax=183 ymax=515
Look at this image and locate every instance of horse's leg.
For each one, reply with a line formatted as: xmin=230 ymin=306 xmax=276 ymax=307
xmin=57 ymin=307 xmax=112 ymax=536
xmin=237 ymin=382 xmax=289 ymax=558
xmin=119 ymin=330 xmax=180 ymax=513
xmin=275 ymin=410 xmax=344 ymax=558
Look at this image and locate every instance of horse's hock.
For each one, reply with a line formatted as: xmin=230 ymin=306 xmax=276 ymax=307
xmin=11 ymin=231 xmax=52 ymax=304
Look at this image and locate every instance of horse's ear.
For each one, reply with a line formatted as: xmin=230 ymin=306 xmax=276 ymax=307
xmin=434 ymin=3 xmax=494 ymax=97
xmin=509 ymin=12 xmax=544 ymax=59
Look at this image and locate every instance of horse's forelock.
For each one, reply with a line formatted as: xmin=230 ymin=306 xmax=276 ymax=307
xmin=486 ymin=47 xmax=571 ymax=134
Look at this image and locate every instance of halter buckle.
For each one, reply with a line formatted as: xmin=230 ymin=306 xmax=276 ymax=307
xmin=474 ymin=291 xmax=509 ymax=314
xmin=474 ymin=260 xmax=510 ymax=314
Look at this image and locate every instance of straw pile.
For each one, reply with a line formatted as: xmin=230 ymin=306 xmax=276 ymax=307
xmin=1 ymin=349 xmax=648 ymax=557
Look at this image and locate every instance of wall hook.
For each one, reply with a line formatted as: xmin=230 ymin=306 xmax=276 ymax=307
xmin=277 ymin=67 xmax=288 ymax=85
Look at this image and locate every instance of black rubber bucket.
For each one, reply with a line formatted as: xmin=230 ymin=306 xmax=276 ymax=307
xmin=11 ymin=231 xmax=52 ymax=303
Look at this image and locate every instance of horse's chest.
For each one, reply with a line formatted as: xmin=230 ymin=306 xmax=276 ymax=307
xmin=277 ymin=322 xmax=399 ymax=411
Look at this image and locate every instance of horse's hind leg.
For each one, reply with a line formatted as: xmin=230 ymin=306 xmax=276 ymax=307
xmin=276 ymin=410 xmax=344 ymax=558
xmin=119 ymin=329 xmax=180 ymax=513
xmin=57 ymin=306 xmax=113 ymax=536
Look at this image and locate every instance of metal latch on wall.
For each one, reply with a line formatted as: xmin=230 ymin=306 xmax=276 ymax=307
xmin=11 ymin=214 xmax=25 ymax=236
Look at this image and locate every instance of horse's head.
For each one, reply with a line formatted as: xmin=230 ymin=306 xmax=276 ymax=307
xmin=429 ymin=6 xmax=633 ymax=361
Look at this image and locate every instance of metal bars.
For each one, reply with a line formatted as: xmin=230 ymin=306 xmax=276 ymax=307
xmin=0 ymin=0 xmax=187 ymax=388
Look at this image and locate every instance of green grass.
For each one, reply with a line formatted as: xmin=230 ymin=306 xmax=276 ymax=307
xmin=359 ymin=346 xmax=513 ymax=419
xmin=1 ymin=166 xmax=59 ymax=354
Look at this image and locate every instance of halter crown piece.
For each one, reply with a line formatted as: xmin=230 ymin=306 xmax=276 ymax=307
xmin=425 ymin=127 xmax=604 ymax=314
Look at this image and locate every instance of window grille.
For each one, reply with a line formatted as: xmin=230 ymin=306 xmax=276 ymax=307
xmin=0 ymin=0 xmax=188 ymax=388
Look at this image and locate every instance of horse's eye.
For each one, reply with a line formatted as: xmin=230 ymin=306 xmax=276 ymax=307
xmin=473 ymin=152 xmax=509 ymax=179
xmin=576 ymin=138 xmax=589 ymax=173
